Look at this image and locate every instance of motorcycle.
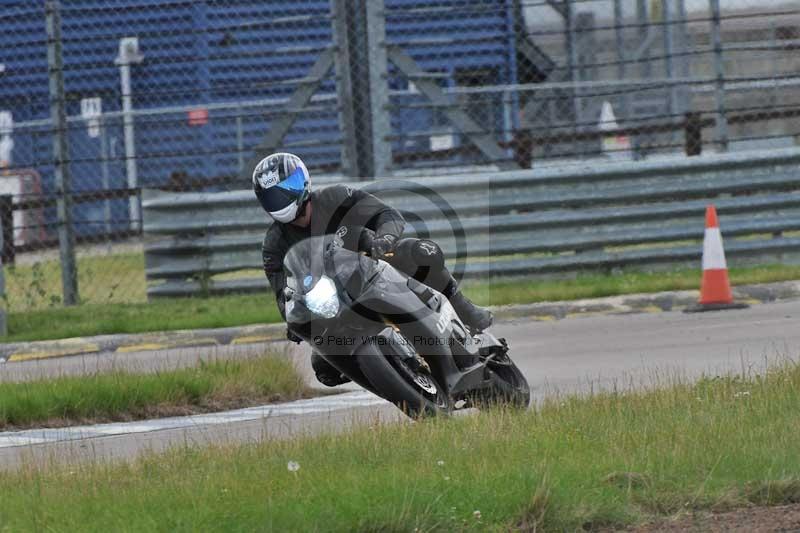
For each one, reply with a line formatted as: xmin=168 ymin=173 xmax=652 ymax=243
xmin=283 ymin=233 xmax=530 ymax=417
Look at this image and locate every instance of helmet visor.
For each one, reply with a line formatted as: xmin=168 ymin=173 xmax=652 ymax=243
xmin=277 ymin=166 xmax=307 ymax=195
xmin=257 ymin=184 xmax=301 ymax=214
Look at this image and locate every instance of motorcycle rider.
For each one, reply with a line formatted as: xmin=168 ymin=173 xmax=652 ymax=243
xmin=254 ymin=152 xmax=492 ymax=386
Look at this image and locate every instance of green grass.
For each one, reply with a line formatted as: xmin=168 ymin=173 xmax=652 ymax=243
xmin=3 ymin=363 xmax=800 ymax=531
xmin=6 ymin=293 xmax=282 ymax=343
xmin=6 ymin=255 xmax=800 ymax=342
xmin=469 ymin=264 xmax=800 ymax=307
xmin=0 ymin=354 xmax=310 ymax=430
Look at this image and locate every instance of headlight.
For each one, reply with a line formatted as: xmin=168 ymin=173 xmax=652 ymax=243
xmin=304 ymin=276 xmax=339 ymax=318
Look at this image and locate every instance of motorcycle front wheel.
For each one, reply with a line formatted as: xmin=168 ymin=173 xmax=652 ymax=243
xmin=473 ymin=353 xmax=531 ymax=410
xmin=356 ymin=340 xmax=451 ymax=418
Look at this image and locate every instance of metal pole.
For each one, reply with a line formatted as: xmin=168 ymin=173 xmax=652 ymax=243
xmin=502 ymin=90 xmax=513 ymax=149
xmin=676 ymin=0 xmax=690 ymax=123
xmin=116 ymin=37 xmax=144 ymax=231
xmin=676 ymin=0 xmax=689 ymax=79
xmin=565 ymin=1 xmax=580 ymax=131
xmin=575 ymin=12 xmax=596 ymax=145
xmin=0 ymin=196 xmax=13 ymax=266
xmin=663 ymin=0 xmax=679 ymax=146
xmin=633 ymin=0 xmax=650 ymax=159
xmin=0 ymin=215 xmax=5 ymax=336
xmin=637 ymin=0 xmax=651 ymax=80
xmin=192 ymin=2 xmax=214 ymax=181
xmin=119 ymin=59 xmax=139 ymax=231
xmin=46 ymin=0 xmax=79 ymax=306
xmin=614 ymin=0 xmax=628 ymax=120
xmin=709 ymin=0 xmax=728 ymax=151
xmin=563 ymin=2 xmax=582 ymax=138
xmin=770 ymin=21 xmax=778 ymax=107
xmin=118 ymin=61 xmax=139 ymax=230
xmin=331 ymin=0 xmax=360 ymax=178
xmin=99 ymin=115 xmax=111 ymax=236
xmin=0 ymin=195 xmax=6 ymax=336
xmin=505 ymin=0 xmax=522 ymax=137
xmin=236 ymin=104 xmax=244 ymax=173
xmin=365 ymin=0 xmax=391 ymax=178
xmin=663 ymin=0 xmax=675 ymax=112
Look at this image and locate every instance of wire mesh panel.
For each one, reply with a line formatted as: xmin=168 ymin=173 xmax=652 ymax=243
xmin=382 ymin=0 xmax=520 ymax=171
xmin=373 ymin=0 xmax=800 ymax=171
xmin=0 ymin=0 xmax=798 ymax=313
xmin=0 ymin=0 xmax=343 ymax=311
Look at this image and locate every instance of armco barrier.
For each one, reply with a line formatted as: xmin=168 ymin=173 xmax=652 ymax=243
xmin=143 ymin=148 xmax=800 ymax=298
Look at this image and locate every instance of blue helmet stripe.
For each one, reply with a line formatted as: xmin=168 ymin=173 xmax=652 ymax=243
xmin=277 ymin=167 xmax=307 ymax=194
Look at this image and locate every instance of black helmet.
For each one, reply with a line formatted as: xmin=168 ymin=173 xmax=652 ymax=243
xmin=252 ymin=152 xmax=311 ymax=222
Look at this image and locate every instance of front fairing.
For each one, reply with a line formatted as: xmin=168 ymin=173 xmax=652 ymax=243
xmin=285 ymin=236 xmax=479 ymax=396
xmin=284 ymin=235 xmax=380 ymax=327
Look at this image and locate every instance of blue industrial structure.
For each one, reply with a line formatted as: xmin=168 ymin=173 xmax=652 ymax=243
xmin=0 ymin=0 xmax=525 ymax=235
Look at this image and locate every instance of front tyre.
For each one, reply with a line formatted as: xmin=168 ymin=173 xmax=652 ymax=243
xmin=356 ymin=341 xmax=451 ymax=418
xmin=472 ymin=349 xmax=531 ymax=410
xmin=488 ymin=356 xmax=531 ymax=409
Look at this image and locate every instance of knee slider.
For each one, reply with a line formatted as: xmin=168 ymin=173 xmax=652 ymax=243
xmin=411 ymin=239 xmax=445 ymax=269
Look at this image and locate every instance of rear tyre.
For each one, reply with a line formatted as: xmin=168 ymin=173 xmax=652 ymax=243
xmin=356 ymin=341 xmax=451 ymax=418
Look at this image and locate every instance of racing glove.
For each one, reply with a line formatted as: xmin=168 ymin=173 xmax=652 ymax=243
xmin=370 ymin=234 xmax=398 ymax=261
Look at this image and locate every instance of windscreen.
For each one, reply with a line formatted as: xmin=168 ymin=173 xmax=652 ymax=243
xmin=284 ymin=236 xmax=329 ymax=295
xmin=283 ymin=234 xmax=377 ymax=297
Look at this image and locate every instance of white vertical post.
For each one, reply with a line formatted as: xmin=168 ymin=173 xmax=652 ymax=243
xmin=115 ymin=37 xmax=144 ymax=231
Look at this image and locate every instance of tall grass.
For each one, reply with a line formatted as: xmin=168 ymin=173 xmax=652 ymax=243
xmin=2 ymin=362 xmax=800 ymax=531
xmin=0 ymin=355 xmax=310 ymax=430
xmin=5 ymin=253 xmax=147 ymax=310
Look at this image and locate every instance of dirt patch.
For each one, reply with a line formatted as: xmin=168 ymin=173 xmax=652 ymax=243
xmin=625 ymin=503 xmax=800 ymax=532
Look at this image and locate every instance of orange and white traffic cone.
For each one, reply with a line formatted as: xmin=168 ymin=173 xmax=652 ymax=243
xmin=685 ymin=205 xmax=749 ymax=312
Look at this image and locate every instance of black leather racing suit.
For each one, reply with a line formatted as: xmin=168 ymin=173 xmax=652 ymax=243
xmin=261 ymin=184 xmax=457 ymax=320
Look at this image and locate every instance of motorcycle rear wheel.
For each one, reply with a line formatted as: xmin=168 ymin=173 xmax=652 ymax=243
xmin=356 ymin=341 xmax=451 ymax=418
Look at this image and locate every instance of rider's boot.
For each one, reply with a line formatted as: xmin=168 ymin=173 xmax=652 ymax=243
xmin=445 ymin=282 xmax=493 ymax=333
xmin=311 ymin=353 xmax=352 ymax=387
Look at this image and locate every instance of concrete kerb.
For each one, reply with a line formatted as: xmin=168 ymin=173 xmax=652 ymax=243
xmin=0 ymin=323 xmax=287 ymax=364
xmin=2 ymin=280 xmax=799 ymax=364
xmin=493 ymin=280 xmax=800 ymax=321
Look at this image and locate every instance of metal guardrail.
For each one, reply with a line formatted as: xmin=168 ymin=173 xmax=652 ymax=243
xmin=143 ymin=148 xmax=800 ymax=298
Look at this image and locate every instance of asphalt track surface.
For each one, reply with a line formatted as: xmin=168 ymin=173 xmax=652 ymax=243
xmin=1 ymin=299 xmax=799 ymax=469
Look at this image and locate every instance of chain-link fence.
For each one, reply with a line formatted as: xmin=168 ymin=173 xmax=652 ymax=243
xmin=0 ymin=0 xmax=798 ymax=312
